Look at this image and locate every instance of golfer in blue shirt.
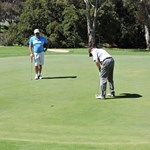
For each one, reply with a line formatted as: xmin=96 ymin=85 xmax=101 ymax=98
xmin=29 ymin=29 xmax=49 ymax=80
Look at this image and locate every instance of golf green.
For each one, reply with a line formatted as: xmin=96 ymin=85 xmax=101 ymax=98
xmin=0 ymin=54 xmax=150 ymax=150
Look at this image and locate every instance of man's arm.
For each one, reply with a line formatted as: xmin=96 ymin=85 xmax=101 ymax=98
xmin=95 ymin=60 xmax=101 ymax=71
xmin=44 ymin=42 xmax=49 ymax=52
xmin=29 ymin=45 xmax=34 ymax=62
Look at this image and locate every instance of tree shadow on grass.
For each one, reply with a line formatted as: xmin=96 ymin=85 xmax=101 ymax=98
xmin=42 ymin=76 xmax=77 ymax=79
xmin=106 ymin=93 xmax=142 ymax=100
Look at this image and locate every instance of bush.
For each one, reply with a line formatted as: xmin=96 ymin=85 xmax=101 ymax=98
xmin=0 ymin=33 xmax=14 ymax=46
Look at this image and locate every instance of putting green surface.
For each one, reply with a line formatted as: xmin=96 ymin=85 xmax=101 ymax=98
xmin=0 ymin=54 xmax=150 ymax=150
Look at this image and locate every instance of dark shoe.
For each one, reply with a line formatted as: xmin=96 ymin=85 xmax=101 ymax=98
xmin=107 ymin=92 xmax=115 ymax=98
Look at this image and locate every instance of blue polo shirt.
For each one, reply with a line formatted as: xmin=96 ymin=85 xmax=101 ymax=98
xmin=29 ymin=35 xmax=48 ymax=53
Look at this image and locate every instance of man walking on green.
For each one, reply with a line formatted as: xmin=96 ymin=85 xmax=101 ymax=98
xmin=29 ymin=29 xmax=49 ymax=80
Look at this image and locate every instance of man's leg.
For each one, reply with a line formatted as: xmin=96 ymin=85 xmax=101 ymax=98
xmin=34 ymin=65 xmax=39 ymax=80
xmin=34 ymin=53 xmax=40 ymax=80
xmin=38 ymin=65 xmax=42 ymax=74
xmin=100 ymin=63 xmax=109 ymax=98
xmin=35 ymin=66 xmax=38 ymax=74
xmin=38 ymin=52 xmax=44 ymax=79
xmin=100 ymin=76 xmax=107 ymax=98
xmin=108 ymin=59 xmax=115 ymax=96
xmin=38 ymin=65 xmax=42 ymax=79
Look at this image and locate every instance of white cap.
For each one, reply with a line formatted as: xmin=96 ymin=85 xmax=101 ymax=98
xmin=34 ymin=29 xmax=40 ymax=34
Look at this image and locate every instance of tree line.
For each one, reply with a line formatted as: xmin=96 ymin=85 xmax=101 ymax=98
xmin=0 ymin=0 xmax=150 ymax=49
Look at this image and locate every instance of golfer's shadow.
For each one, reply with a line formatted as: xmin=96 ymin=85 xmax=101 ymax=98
xmin=42 ymin=76 xmax=77 ymax=79
xmin=113 ymin=93 xmax=142 ymax=99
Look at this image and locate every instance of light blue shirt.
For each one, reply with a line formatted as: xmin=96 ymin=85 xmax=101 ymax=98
xmin=29 ymin=35 xmax=48 ymax=53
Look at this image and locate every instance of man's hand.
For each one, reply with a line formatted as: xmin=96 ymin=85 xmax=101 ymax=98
xmin=44 ymin=48 xmax=47 ymax=52
xmin=99 ymin=67 xmax=101 ymax=72
xmin=95 ymin=60 xmax=101 ymax=72
xmin=30 ymin=53 xmax=34 ymax=63
xmin=44 ymin=43 xmax=48 ymax=52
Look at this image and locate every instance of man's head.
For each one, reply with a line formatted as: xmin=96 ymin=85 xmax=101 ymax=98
xmin=34 ymin=29 xmax=40 ymax=37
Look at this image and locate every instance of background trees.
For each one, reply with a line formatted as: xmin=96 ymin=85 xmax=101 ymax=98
xmin=0 ymin=0 xmax=25 ymax=45
xmin=0 ymin=0 xmax=149 ymax=49
xmin=0 ymin=0 xmax=24 ymax=24
xmin=114 ymin=0 xmax=146 ymax=48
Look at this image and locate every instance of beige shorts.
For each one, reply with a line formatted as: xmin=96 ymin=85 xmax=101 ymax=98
xmin=34 ymin=52 xmax=44 ymax=66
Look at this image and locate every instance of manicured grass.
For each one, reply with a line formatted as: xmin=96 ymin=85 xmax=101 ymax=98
xmin=0 ymin=46 xmax=29 ymax=57
xmin=0 ymin=46 xmax=149 ymax=57
xmin=0 ymin=47 xmax=150 ymax=149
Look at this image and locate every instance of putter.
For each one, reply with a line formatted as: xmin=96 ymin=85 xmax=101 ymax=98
xmin=96 ymin=74 xmax=100 ymax=97
xmin=30 ymin=56 xmax=33 ymax=80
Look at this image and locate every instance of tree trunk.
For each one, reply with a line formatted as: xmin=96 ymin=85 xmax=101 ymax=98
xmin=144 ymin=25 xmax=150 ymax=49
xmin=140 ymin=0 xmax=150 ymax=49
xmin=84 ymin=0 xmax=98 ymax=48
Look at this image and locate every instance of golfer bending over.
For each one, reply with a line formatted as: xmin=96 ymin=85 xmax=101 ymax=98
xmin=89 ymin=48 xmax=115 ymax=99
xmin=29 ymin=29 xmax=49 ymax=80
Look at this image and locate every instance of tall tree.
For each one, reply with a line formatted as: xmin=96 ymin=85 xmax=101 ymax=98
xmin=139 ymin=0 xmax=150 ymax=49
xmin=84 ymin=0 xmax=106 ymax=48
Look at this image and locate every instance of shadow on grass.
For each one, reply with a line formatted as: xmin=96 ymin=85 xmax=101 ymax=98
xmin=42 ymin=76 xmax=77 ymax=79
xmin=107 ymin=93 xmax=142 ymax=100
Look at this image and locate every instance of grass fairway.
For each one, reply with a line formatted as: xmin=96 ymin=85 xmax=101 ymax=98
xmin=0 ymin=47 xmax=150 ymax=150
